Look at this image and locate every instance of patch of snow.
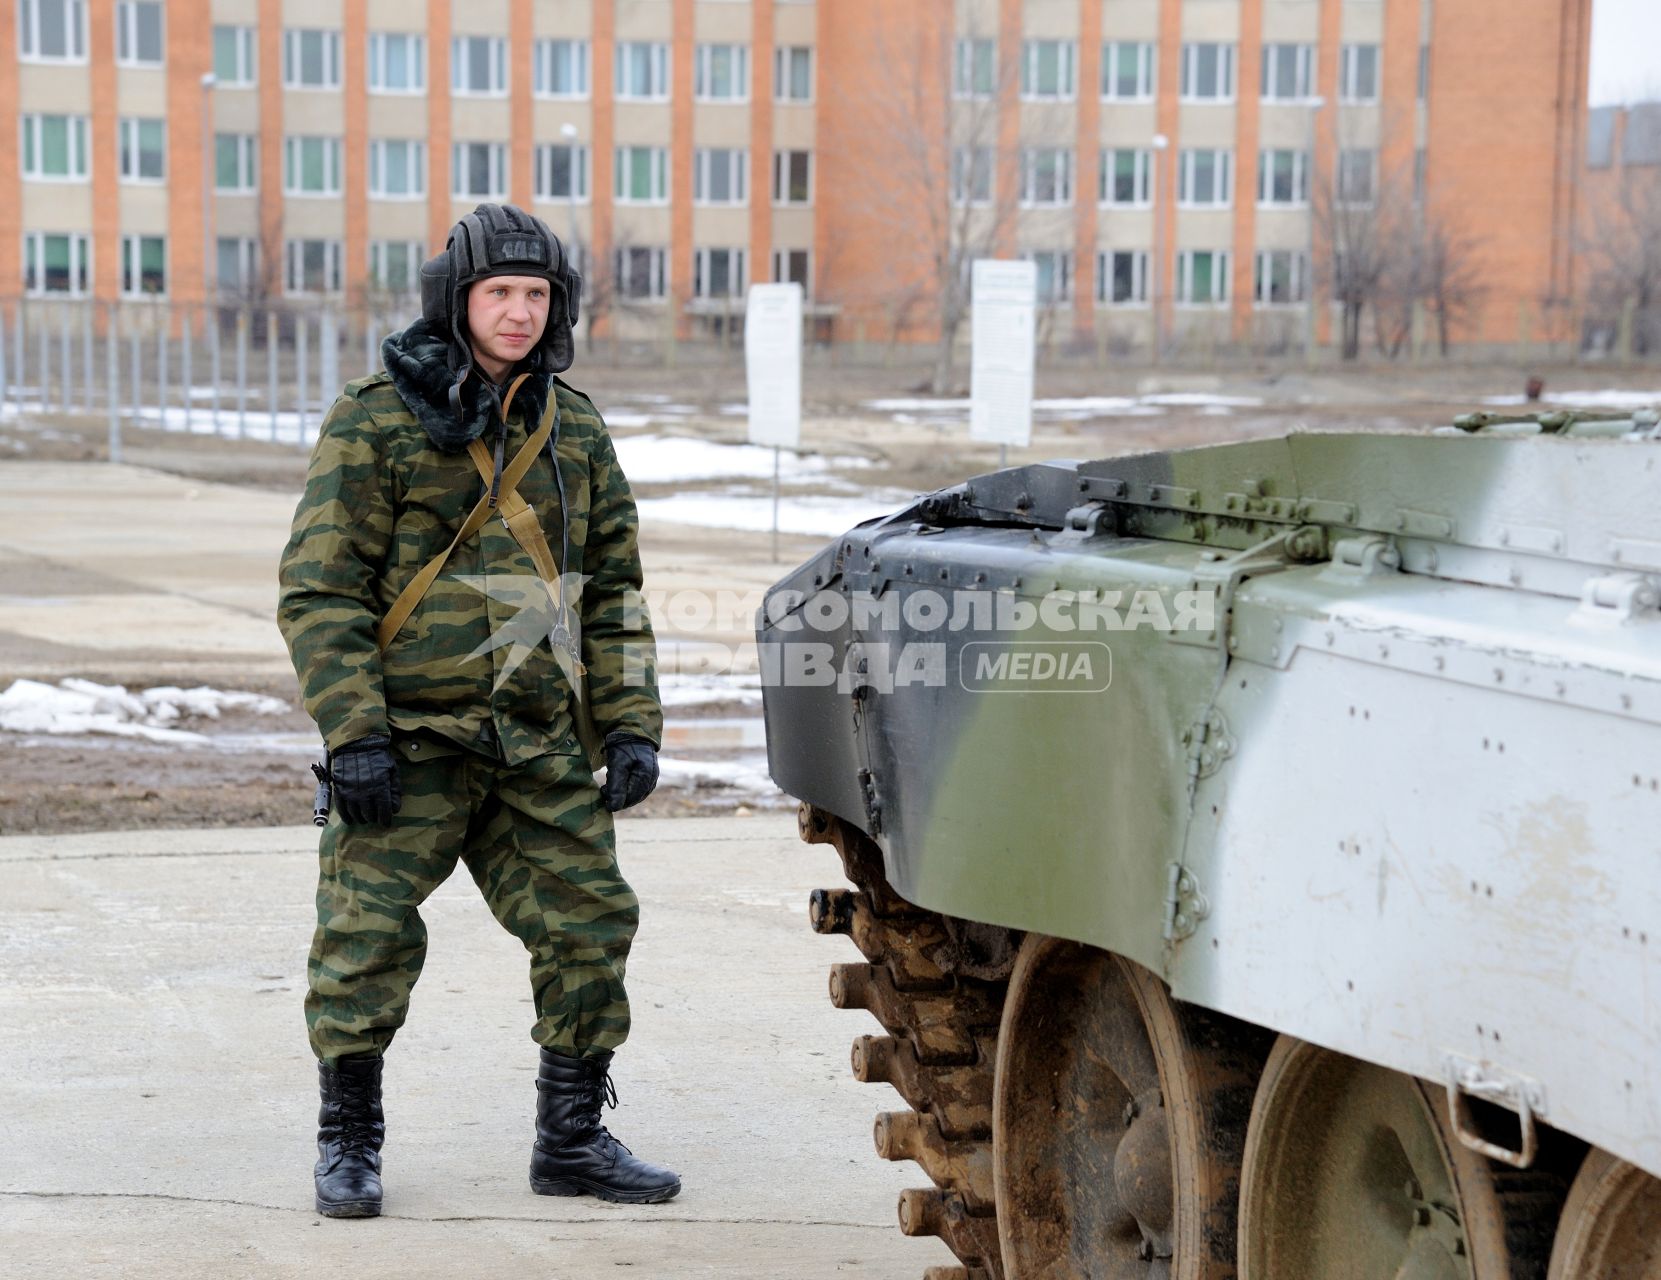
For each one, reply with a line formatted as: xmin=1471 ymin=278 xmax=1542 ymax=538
xmin=616 ymin=434 xmax=869 ymax=484
xmin=655 ymin=752 xmax=782 ymax=799
xmin=1483 ymin=389 xmax=1661 ymax=410
xmin=603 ymin=412 xmax=655 ymax=429
xmin=638 ymin=489 xmax=913 ymax=537
xmin=659 ymin=671 xmax=764 ymax=709
xmin=0 ymin=678 xmax=290 ymax=745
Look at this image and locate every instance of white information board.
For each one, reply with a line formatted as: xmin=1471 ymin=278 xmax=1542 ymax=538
xmin=969 ymin=259 xmax=1036 ymax=448
xmin=745 ymin=283 xmax=804 ymax=450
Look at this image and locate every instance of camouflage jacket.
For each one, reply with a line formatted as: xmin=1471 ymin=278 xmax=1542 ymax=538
xmin=277 ymin=319 xmax=661 ymax=767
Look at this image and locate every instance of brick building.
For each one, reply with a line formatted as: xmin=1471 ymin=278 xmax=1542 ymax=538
xmin=0 ymin=0 xmax=1595 ymax=354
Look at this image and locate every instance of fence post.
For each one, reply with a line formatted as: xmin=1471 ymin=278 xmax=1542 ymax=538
xmin=157 ymin=300 xmax=169 ymax=425
xmin=58 ymin=306 xmax=71 ymax=414
xmin=106 ymin=302 xmax=121 ymax=463
xmin=13 ymin=301 xmax=25 ymax=416
xmin=0 ymin=304 xmax=8 ymax=419
xmin=37 ymin=312 xmax=49 ymax=414
xmin=363 ymin=312 xmax=377 ymax=376
xmin=129 ymin=321 xmax=141 ymax=423
xmin=297 ymin=312 xmax=310 ymax=447
xmin=81 ymin=302 xmax=94 ymax=414
xmin=320 ymin=309 xmax=338 ymax=416
xmin=180 ymin=307 xmax=194 ymax=433
xmin=267 ymin=309 xmax=280 ymax=443
xmin=235 ymin=308 xmax=248 ymax=439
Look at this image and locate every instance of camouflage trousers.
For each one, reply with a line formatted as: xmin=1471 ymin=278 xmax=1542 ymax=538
xmin=306 ymin=733 xmax=638 ymax=1064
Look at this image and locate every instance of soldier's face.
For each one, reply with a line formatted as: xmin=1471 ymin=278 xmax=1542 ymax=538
xmin=466 ymin=275 xmax=551 ymax=378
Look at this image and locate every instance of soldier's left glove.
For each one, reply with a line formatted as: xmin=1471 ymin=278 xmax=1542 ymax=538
xmin=329 ymin=733 xmax=403 ymax=827
xmin=602 ymin=733 xmax=659 ymax=812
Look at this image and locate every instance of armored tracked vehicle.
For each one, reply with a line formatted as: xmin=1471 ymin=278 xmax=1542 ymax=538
xmin=758 ymin=411 xmax=1661 ymax=1279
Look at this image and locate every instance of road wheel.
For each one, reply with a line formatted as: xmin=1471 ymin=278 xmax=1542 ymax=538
xmin=1547 ymin=1148 xmax=1661 ymax=1279
xmin=1239 ymin=1037 xmax=1563 ymax=1279
xmin=992 ymin=934 xmax=1270 ymax=1278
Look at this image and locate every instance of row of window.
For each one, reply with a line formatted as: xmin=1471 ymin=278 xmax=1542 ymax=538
xmin=951 ymin=145 xmax=1380 ymax=209
xmin=1028 ymin=249 xmax=1309 ymax=308
xmin=17 ymin=231 xmax=816 ymax=302
xmin=955 ymin=38 xmax=1391 ymax=105
xmin=209 ymin=27 xmax=817 ymax=103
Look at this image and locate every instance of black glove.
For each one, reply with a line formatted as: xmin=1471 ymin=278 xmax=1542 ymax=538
xmin=602 ymin=733 xmax=659 ymax=812
xmin=329 ymin=733 xmax=403 ymax=827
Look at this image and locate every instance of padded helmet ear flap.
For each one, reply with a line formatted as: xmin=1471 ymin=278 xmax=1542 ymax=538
xmin=419 ymin=252 xmax=455 ymax=330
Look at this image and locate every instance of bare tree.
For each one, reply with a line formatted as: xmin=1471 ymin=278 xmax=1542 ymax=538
xmin=1581 ymin=164 xmax=1661 ymax=357
xmin=819 ymin=10 xmax=1021 ymax=392
xmin=1314 ymin=169 xmax=1401 ymax=360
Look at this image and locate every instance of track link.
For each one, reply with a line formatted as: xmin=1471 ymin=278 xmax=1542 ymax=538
xmin=800 ymin=803 xmax=1017 ymax=1280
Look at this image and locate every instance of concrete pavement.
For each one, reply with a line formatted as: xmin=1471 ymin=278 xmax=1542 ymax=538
xmin=0 ymin=814 xmax=953 ymax=1279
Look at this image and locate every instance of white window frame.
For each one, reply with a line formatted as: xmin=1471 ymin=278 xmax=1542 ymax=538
xmin=1101 ymin=41 xmax=1155 ymax=102
xmin=120 ymin=233 xmax=166 ymax=296
xmin=1257 ymin=148 xmax=1309 ymax=206
xmin=284 ymin=238 xmax=344 ymax=295
xmin=451 ymin=141 xmax=508 ymax=199
xmin=451 ymin=34 xmax=507 ymax=96
xmin=693 ymin=247 xmax=747 ymax=300
xmin=215 ymin=236 xmax=259 ymax=293
xmin=212 ymin=25 xmax=255 ymax=86
xmin=535 ymin=38 xmax=591 ymax=99
xmin=614 ymin=246 xmax=668 ymax=301
xmin=954 ymin=38 xmax=995 ymax=100
xmin=1021 ymin=39 xmax=1076 ymax=101
xmin=615 ymin=41 xmax=669 ymax=101
xmin=214 ymin=132 xmax=258 ymax=194
xmin=1019 ymin=148 xmax=1073 ymax=208
xmin=283 ymin=28 xmax=342 ymax=89
xmin=1100 ymin=148 xmax=1151 ymax=208
xmin=368 ymin=32 xmax=425 ymax=94
xmin=772 ymin=247 xmax=811 ymax=296
xmin=1178 ymin=148 xmax=1233 ymax=208
xmin=693 ymin=148 xmax=748 ymax=206
xmin=951 ymin=146 xmax=993 ymax=207
xmin=19 ymin=113 xmax=89 ymax=181
xmin=774 ymin=45 xmax=813 ymax=103
xmin=695 ymin=43 xmax=749 ymax=102
xmin=1180 ymin=42 xmax=1236 ymax=103
xmin=535 ymin=143 xmax=590 ymax=202
xmin=368 ymin=239 xmax=424 ymax=293
xmin=1254 ymin=249 xmax=1309 ymax=306
xmin=614 ymin=145 xmax=669 ymax=204
xmin=283 ymin=135 xmax=343 ymax=196
xmin=118 ymin=116 xmax=166 ymax=184
xmin=1026 ymin=250 xmax=1073 ymax=305
xmin=1260 ymin=42 xmax=1314 ymax=102
xmin=1341 ymin=43 xmax=1380 ymax=103
xmin=368 ymin=138 xmax=426 ymax=199
xmin=1176 ymin=249 xmax=1231 ymax=307
xmin=1097 ymin=249 xmax=1150 ymax=307
xmin=115 ymin=0 xmax=163 ymax=68
xmin=772 ymin=149 xmax=813 ymax=206
xmin=23 ymin=231 xmax=91 ymax=295
xmin=18 ymin=0 xmax=87 ymax=63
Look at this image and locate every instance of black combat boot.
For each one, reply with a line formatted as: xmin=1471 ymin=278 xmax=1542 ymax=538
xmin=314 ymin=1055 xmax=385 ymax=1218
xmin=529 ymin=1049 xmax=681 ymax=1203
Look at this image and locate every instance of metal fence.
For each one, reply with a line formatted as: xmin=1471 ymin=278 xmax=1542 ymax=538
xmin=0 ymin=297 xmax=418 ymax=461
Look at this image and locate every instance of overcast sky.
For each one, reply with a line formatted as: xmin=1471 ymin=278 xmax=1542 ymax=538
xmin=1590 ymin=0 xmax=1661 ymax=106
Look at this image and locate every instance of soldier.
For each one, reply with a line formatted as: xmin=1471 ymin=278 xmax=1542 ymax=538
xmin=277 ymin=203 xmax=678 ymax=1218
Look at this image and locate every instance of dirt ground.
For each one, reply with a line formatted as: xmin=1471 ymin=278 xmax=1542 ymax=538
xmin=3 ymin=354 xmax=1657 ymax=835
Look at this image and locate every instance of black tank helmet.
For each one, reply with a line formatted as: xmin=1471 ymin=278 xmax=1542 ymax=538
xmin=419 ymin=203 xmax=582 ymax=411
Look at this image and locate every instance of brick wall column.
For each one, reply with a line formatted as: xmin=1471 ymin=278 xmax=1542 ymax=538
xmin=592 ymin=0 xmax=615 ymax=331
xmin=0 ymin=0 xmax=21 ymax=296
xmin=1074 ymin=0 xmax=1102 ymax=336
xmin=257 ymin=0 xmax=283 ymax=294
xmin=995 ymin=0 xmax=1021 ymax=257
xmin=670 ymin=0 xmax=694 ymax=331
xmin=749 ymin=0 xmax=774 ymax=293
xmin=1230 ymin=0 xmax=1263 ymax=339
xmin=1152 ymin=0 xmax=1182 ymax=350
xmin=89 ymin=0 xmax=119 ymax=303
xmin=1311 ymin=0 xmax=1342 ymax=347
xmin=343 ymin=0 xmax=368 ymax=302
xmin=165 ymin=0 xmax=211 ymax=304
xmin=427 ymin=0 xmax=452 ymax=251
xmin=509 ymin=0 xmax=533 ymax=209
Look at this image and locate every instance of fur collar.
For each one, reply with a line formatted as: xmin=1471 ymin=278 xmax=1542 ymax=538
xmin=380 ymin=317 xmax=551 ymax=453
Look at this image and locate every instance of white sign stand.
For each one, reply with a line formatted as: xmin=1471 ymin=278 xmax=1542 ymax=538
xmin=745 ymin=283 xmax=804 ymax=561
xmin=969 ymin=259 xmax=1037 ymax=469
